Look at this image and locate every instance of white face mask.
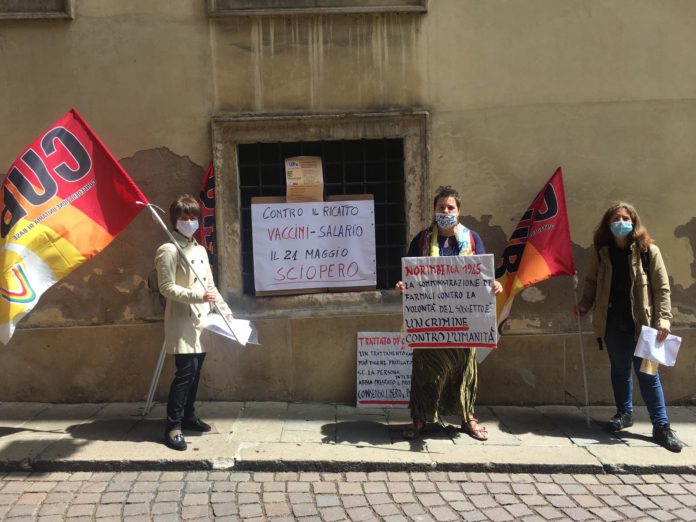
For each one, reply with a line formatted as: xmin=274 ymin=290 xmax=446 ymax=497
xmin=176 ymin=219 xmax=199 ymax=238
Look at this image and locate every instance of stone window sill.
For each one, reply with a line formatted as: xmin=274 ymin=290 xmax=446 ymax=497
xmin=0 ymin=0 xmax=73 ymax=20
xmin=208 ymin=0 xmax=427 ymax=17
xmin=230 ymin=289 xmax=404 ymax=320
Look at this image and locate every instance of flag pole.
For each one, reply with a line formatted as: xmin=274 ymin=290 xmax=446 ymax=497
xmin=573 ymin=271 xmax=591 ymax=427
xmin=142 ymin=341 xmax=166 ymax=416
xmin=139 ymin=202 xmax=236 ymax=416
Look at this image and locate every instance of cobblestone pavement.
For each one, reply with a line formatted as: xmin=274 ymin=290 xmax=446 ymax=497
xmin=2 ymin=470 xmax=696 ymax=521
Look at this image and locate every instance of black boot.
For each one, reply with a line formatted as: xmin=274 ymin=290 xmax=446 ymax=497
xmin=605 ymin=412 xmax=634 ymax=432
xmin=653 ymin=423 xmax=683 ymax=453
xmin=182 ymin=416 xmax=212 ymax=432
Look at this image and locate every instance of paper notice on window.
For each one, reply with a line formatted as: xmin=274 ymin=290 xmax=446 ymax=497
xmin=285 ymin=156 xmax=324 ymax=202
xmin=203 ymin=314 xmax=257 ymax=346
xmin=634 ymin=325 xmax=681 ymax=366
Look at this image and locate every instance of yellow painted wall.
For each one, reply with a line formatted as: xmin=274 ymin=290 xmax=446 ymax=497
xmin=0 ymin=0 xmax=694 ymax=403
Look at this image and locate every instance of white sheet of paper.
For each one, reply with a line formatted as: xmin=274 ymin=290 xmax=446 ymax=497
xmin=634 ymin=325 xmax=681 ymax=367
xmin=204 ymin=314 xmax=253 ymax=346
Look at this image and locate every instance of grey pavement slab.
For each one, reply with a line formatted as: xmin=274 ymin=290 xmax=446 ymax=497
xmin=280 ymin=428 xmax=331 ymax=443
xmin=235 ymin=441 xmax=435 ymax=470
xmin=197 ymin=401 xmax=243 ymax=439
xmin=335 ymin=419 xmax=393 ymax=446
xmin=491 ymin=405 xmax=575 ymax=447
xmin=0 ymin=401 xmax=693 ymax=473
xmin=587 ymin=445 xmax=696 ymax=473
xmin=0 ymin=403 xmax=49 ymax=426
xmin=432 ymin=445 xmax=604 ymax=473
xmin=283 ymin=403 xmax=336 ymax=435
xmin=226 ymin=402 xmax=286 ymax=443
xmin=537 ymin=405 xmax=623 ymax=447
xmin=0 ymin=404 xmax=104 ymax=467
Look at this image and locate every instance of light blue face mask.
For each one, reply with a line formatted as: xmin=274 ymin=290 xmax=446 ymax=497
xmin=610 ymin=220 xmax=633 ymax=238
xmin=435 ymin=213 xmax=458 ymax=230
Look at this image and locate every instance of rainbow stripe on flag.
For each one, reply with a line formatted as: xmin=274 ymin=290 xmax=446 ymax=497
xmin=0 ymin=109 xmax=148 ymax=343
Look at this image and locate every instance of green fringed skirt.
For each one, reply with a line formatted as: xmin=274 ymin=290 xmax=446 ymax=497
xmin=409 ymin=347 xmax=477 ymax=424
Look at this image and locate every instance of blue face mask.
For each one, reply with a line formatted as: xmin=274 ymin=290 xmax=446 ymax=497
xmin=610 ymin=220 xmax=633 ymax=238
xmin=435 ymin=213 xmax=458 ymax=230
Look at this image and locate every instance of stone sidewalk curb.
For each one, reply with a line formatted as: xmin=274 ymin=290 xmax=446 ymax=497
xmin=0 ymin=459 xmax=602 ymax=474
xmin=3 ymin=457 xmax=695 ymax=476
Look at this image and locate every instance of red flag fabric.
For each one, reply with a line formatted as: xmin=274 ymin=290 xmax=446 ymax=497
xmin=0 ymin=108 xmax=148 ymax=343
xmin=194 ymin=161 xmax=216 ymax=267
xmin=495 ymin=167 xmax=575 ymax=327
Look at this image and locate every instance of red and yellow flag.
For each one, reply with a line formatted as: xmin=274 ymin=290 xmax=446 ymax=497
xmin=0 ymin=109 xmax=148 ymax=343
xmin=495 ymin=167 xmax=575 ymax=327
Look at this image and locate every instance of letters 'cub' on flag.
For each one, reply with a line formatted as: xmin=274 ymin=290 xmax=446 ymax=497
xmin=495 ymin=167 xmax=575 ymax=329
xmin=0 ymin=109 xmax=148 ymax=344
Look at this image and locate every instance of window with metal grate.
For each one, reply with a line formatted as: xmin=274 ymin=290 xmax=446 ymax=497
xmin=0 ymin=0 xmax=73 ymax=19
xmin=238 ymin=138 xmax=406 ymax=295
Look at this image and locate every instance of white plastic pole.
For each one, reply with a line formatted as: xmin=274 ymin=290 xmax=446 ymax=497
xmin=142 ymin=341 xmax=166 ymax=416
xmin=573 ymin=271 xmax=591 ymax=427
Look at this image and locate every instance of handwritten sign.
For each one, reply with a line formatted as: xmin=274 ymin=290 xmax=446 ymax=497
xmin=401 ymin=255 xmax=497 ymax=349
xmin=251 ymin=200 xmax=376 ymax=292
xmin=356 ymin=332 xmax=412 ymax=408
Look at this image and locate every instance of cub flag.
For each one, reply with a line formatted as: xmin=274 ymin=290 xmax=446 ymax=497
xmin=194 ymin=161 xmax=216 ymax=267
xmin=0 ymin=109 xmax=148 ymax=344
xmin=495 ymin=167 xmax=575 ymax=328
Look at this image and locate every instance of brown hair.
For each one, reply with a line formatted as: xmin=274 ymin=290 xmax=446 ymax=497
xmin=593 ymin=201 xmax=653 ymax=251
xmin=432 ymin=185 xmax=461 ymax=211
xmin=169 ymin=194 xmax=200 ymax=228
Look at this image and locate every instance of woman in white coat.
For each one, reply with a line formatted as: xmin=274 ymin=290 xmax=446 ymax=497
xmin=156 ymin=194 xmax=232 ymax=451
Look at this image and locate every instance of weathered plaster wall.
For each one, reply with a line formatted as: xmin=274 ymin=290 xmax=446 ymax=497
xmin=211 ymin=14 xmax=424 ymax=111
xmin=0 ymin=0 xmax=694 ymax=403
xmin=421 ymin=1 xmax=696 ymax=333
xmin=0 ymin=0 xmax=214 ymax=322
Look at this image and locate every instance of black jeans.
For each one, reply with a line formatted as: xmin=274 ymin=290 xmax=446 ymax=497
xmin=166 ymin=353 xmax=206 ymax=431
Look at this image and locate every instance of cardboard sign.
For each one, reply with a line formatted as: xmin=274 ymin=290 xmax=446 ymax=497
xmin=251 ymin=199 xmax=376 ymax=293
xmin=401 ymin=255 xmax=497 ymax=349
xmin=285 ymin=156 xmax=324 ymax=202
xmin=356 ymin=332 xmax=412 ymax=408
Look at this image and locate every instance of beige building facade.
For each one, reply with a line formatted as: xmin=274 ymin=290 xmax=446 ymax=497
xmin=1 ymin=0 xmax=695 ymax=405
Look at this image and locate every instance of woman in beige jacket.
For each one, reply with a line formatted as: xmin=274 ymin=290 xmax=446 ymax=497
xmin=156 ymin=195 xmax=232 ymax=451
xmin=574 ymin=202 xmax=682 ymax=452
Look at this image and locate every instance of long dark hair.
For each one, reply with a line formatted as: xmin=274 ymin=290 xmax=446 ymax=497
xmin=593 ymin=201 xmax=653 ymax=251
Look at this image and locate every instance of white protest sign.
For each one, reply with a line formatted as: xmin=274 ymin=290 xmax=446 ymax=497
xmin=401 ymin=255 xmax=497 ymax=349
xmin=252 ymin=200 xmax=376 ymax=292
xmin=356 ymin=332 xmax=412 ymax=409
